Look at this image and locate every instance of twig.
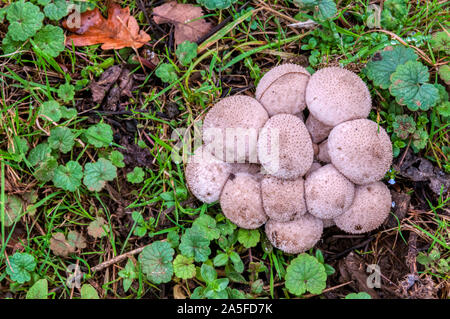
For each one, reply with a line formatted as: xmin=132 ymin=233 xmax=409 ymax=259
xmin=302 ymin=281 xmax=353 ymax=298
xmin=91 ymin=245 xmax=149 ymax=272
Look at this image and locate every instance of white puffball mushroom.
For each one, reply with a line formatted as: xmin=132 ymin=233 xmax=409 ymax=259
xmin=255 ymin=64 xmax=310 ymax=116
xmin=305 ymin=164 xmax=355 ymax=219
xmin=220 ymin=173 xmax=268 ymax=229
xmin=203 ymin=95 xmax=269 ymax=163
xmin=265 ymin=214 xmax=323 ymax=254
xmin=257 ymin=114 xmax=314 ymax=180
xmin=185 ymin=146 xmax=232 ymax=203
xmin=328 ymin=119 xmax=393 ymax=185
xmin=306 ymin=67 xmax=371 ymax=126
xmin=317 ymin=139 xmax=331 ymax=163
xmin=305 ymin=114 xmax=333 ymax=144
xmin=261 ymin=175 xmax=307 ymax=221
xmin=334 ymin=182 xmax=392 ymax=234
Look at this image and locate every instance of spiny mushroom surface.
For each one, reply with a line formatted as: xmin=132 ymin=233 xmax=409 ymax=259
xmin=255 ymin=64 xmax=310 ymax=117
xmin=220 ymin=172 xmax=268 ymax=229
xmin=334 ymin=181 xmax=391 ymax=234
xmin=203 ymin=95 xmax=269 ymax=163
xmin=328 ymin=119 xmax=392 ymax=185
xmin=305 ymin=67 xmax=371 ymax=126
xmin=257 ymin=114 xmax=313 ymax=179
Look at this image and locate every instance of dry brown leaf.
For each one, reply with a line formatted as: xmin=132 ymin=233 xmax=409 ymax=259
xmin=62 ymin=3 xmax=150 ymax=50
xmin=50 ymin=233 xmax=75 ymax=257
xmin=152 ymin=1 xmax=213 ymax=45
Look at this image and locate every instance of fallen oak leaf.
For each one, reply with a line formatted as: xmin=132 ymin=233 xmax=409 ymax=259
xmin=152 ymin=1 xmax=213 ymax=46
xmin=62 ymin=3 xmax=150 ymax=50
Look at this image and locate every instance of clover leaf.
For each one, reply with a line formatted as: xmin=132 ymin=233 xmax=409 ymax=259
xmin=39 ymin=100 xmax=62 ymax=122
xmin=176 ymin=41 xmax=198 ymax=66
xmin=109 ymin=150 xmax=125 ymax=168
xmin=192 ymin=214 xmax=220 ymax=241
xmin=57 ymin=83 xmax=75 ymax=103
xmin=237 ymin=228 xmax=260 ymax=248
xmin=83 ymin=158 xmax=117 ymax=191
xmin=84 ymin=123 xmax=113 ymax=148
xmin=33 ymin=25 xmax=65 ymax=58
xmin=44 ymin=0 xmax=69 ymax=21
xmin=196 ymin=0 xmax=238 ymax=10
xmin=173 ymin=255 xmax=196 ymax=280
xmin=6 ymin=252 xmax=36 ymax=284
xmin=26 ymin=279 xmax=48 ymax=299
xmin=155 ymin=63 xmax=178 ymax=83
xmin=365 ymin=46 xmax=417 ymax=89
xmin=179 ymin=228 xmax=211 ymax=262
xmin=139 ymin=241 xmax=174 ymax=284
xmin=127 ymin=167 xmax=145 ymax=184
xmin=390 ymin=61 xmax=439 ymax=111
xmin=6 ymin=0 xmax=44 ymax=41
xmin=48 ymin=126 xmax=75 ymax=153
xmin=52 ymin=161 xmax=83 ymax=191
xmin=285 ymin=253 xmax=327 ymax=296
xmin=1 ymin=195 xmax=24 ymax=227
xmin=34 ymin=156 xmax=58 ymax=182
xmin=294 ymin=0 xmax=337 ymax=20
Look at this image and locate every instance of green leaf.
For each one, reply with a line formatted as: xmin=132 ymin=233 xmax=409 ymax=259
xmin=80 ymin=284 xmax=99 ymax=299
xmin=87 ymin=217 xmax=108 ymax=238
xmin=33 ymin=25 xmax=65 ymax=58
xmin=196 ymin=0 xmax=238 ymax=10
xmin=127 ymin=167 xmax=145 ymax=184
xmin=176 ymin=41 xmax=198 ymax=66
xmin=438 ymin=65 xmax=450 ymax=86
xmin=118 ymin=258 xmax=138 ymax=292
xmin=83 ymin=158 xmax=117 ymax=192
xmin=390 ymin=61 xmax=439 ymax=111
xmin=2 ymin=33 xmax=29 ymax=55
xmin=34 ymin=156 xmax=58 ymax=182
xmin=392 ymin=114 xmax=416 ymax=139
xmin=6 ymin=0 xmax=44 ymax=41
xmin=50 ymin=232 xmax=75 ymax=256
xmin=237 ymin=228 xmax=260 ymax=248
xmin=67 ymin=230 xmax=86 ymax=249
xmin=44 ymin=0 xmax=69 ymax=21
xmin=229 ymin=251 xmax=244 ymax=273
xmin=109 ymin=150 xmax=125 ymax=168
xmin=139 ymin=241 xmax=174 ymax=284
xmin=155 ymin=63 xmax=178 ymax=83
xmin=39 ymin=100 xmax=62 ymax=122
xmin=213 ymin=253 xmax=229 ymax=267
xmin=84 ymin=123 xmax=113 ymax=148
xmin=6 ymin=252 xmax=36 ymax=284
xmin=26 ymin=279 xmax=48 ymax=299
xmin=436 ymin=101 xmax=450 ymax=118
xmin=293 ymin=0 xmax=337 ymax=20
xmin=52 ymin=161 xmax=83 ymax=191
xmin=57 ymin=83 xmax=75 ymax=103
xmin=365 ymin=46 xmax=417 ymax=89
xmin=200 ymin=263 xmax=217 ymax=283
xmin=251 ymin=279 xmax=264 ymax=294
xmin=48 ymin=126 xmax=75 ymax=153
xmin=430 ymin=30 xmax=450 ymax=54
xmin=167 ymin=230 xmax=180 ymax=248
xmin=381 ymin=0 xmax=408 ymax=30
xmin=192 ymin=214 xmax=220 ymax=241
xmin=8 ymin=137 xmax=29 ymax=162
xmin=411 ymin=128 xmax=428 ymax=152
xmin=60 ymin=106 xmax=77 ymax=119
xmin=173 ymin=255 xmax=196 ymax=280
xmin=285 ymin=253 xmax=327 ymax=296
xmin=1 ymin=195 xmax=24 ymax=227
xmin=345 ymin=292 xmax=372 ymax=299
xmin=179 ymin=228 xmax=211 ymax=262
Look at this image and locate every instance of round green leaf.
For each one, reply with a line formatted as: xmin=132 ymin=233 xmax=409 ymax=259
xmin=237 ymin=228 xmax=260 ymax=248
xmin=83 ymin=158 xmax=117 ymax=192
xmin=139 ymin=241 xmax=174 ymax=284
xmin=6 ymin=252 xmax=36 ymax=284
xmin=52 ymin=161 xmax=83 ymax=191
xmin=6 ymin=1 xmax=44 ymax=41
xmin=179 ymin=228 xmax=211 ymax=262
xmin=39 ymin=100 xmax=62 ymax=122
xmin=48 ymin=126 xmax=75 ymax=153
xmin=26 ymin=279 xmax=48 ymax=299
xmin=85 ymin=123 xmax=114 ymax=148
xmin=173 ymin=255 xmax=196 ymax=279
xmin=285 ymin=253 xmax=327 ymax=296
xmin=33 ymin=25 xmax=65 ymax=58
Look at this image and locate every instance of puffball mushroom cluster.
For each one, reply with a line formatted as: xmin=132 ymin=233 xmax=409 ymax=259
xmin=185 ymin=64 xmax=393 ymax=254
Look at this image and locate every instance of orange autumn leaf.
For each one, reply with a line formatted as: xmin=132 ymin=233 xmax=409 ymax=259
xmin=62 ymin=3 xmax=150 ymax=50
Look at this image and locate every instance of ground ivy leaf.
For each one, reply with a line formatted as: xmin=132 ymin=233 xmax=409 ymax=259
xmin=87 ymin=216 xmax=108 ymax=238
xmin=43 ymin=0 xmax=69 ymax=21
xmin=392 ymin=114 xmax=416 ymax=139
xmin=67 ymin=230 xmax=87 ymax=249
xmin=294 ymin=0 xmax=337 ymax=20
xmin=26 ymin=279 xmax=48 ymax=299
xmin=109 ymin=150 xmax=125 ymax=168
xmin=155 ymin=63 xmax=178 ymax=83
xmin=60 ymin=106 xmax=77 ymax=119
xmin=411 ymin=128 xmax=428 ymax=152
xmin=365 ymin=46 xmax=417 ymax=89
xmin=1 ymin=195 xmax=23 ymax=227
xmin=57 ymin=82 xmax=75 ymax=103
xmin=2 ymin=33 xmax=29 ymax=55
xmin=6 ymin=0 xmax=44 ymax=41
xmin=390 ymin=61 xmax=439 ymax=111
xmin=126 ymin=167 xmax=145 ymax=184
xmin=83 ymin=158 xmax=117 ymax=191
xmin=8 ymin=137 xmax=29 ymax=162
xmin=139 ymin=241 xmax=174 ymax=284
xmin=285 ymin=253 xmax=327 ymax=296
xmin=200 ymin=263 xmax=217 ymax=283
xmin=173 ymin=255 xmax=196 ymax=279
xmin=196 ymin=0 xmax=238 ymax=10
xmin=6 ymin=252 xmax=37 ymax=284
xmin=34 ymin=156 xmax=58 ymax=182
xmin=85 ymin=123 xmax=113 ymax=148
xmin=438 ymin=65 xmax=450 ymax=86
xmin=179 ymin=228 xmax=211 ymax=262
xmin=80 ymin=284 xmax=99 ymax=299
xmin=50 ymin=232 xmax=75 ymax=257
xmin=430 ymin=30 xmax=450 ymax=54
xmin=39 ymin=100 xmax=62 ymax=122
xmin=52 ymin=161 xmax=83 ymax=191
xmin=48 ymin=126 xmax=75 ymax=153
xmin=192 ymin=214 xmax=220 ymax=240
xmin=118 ymin=258 xmax=138 ymax=292
xmin=33 ymin=25 xmax=65 ymax=58
xmin=345 ymin=292 xmax=372 ymax=299
xmin=237 ymin=228 xmax=260 ymax=248
xmin=176 ymin=41 xmax=198 ymax=66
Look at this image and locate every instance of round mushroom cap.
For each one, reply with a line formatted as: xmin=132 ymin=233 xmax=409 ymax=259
xmin=220 ymin=173 xmax=267 ymax=229
xmin=305 ymin=164 xmax=355 ymax=219
xmin=257 ymin=114 xmax=314 ymax=180
xmin=328 ymin=119 xmax=393 ymax=185
xmin=265 ymin=214 xmax=323 ymax=254
xmin=203 ymin=95 xmax=269 ymax=163
xmin=317 ymin=139 xmax=331 ymax=163
xmin=261 ymin=175 xmax=307 ymax=222
xmin=255 ymin=64 xmax=310 ymax=117
xmin=185 ymin=146 xmax=232 ymax=203
xmin=231 ymin=163 xmax=263 ymax=181
xmin=305 ymin=114 xmax=333 ymax=144
xmin=334 ymin=182 xmax=391 ymax=234
xmin=305 ymin=67 xmax=371 ymax=126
